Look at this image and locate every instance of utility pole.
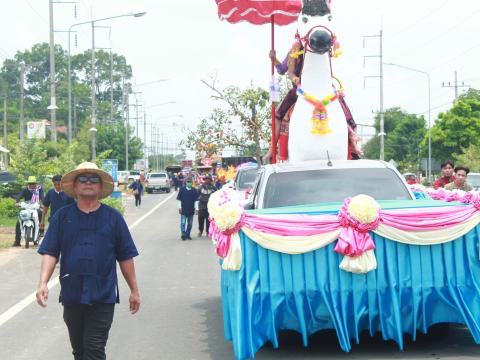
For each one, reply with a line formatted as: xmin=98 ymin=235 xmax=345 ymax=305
xmin=19 ymin=63 xmax=25 ymax=142
xmin=3 ymin=95 xmax=8 ymax=167
xmin=143 ymin=110 xmax=147 ymax=170
xmin=48 ymin=0 xmax=57 ymax=142
xmin=363 ymin=30 xmax=385 ymax=161
xmin=125 ymin=93 xmax=129 ymax=171
xmin=110 ymin=50 xmax=114 ymax=123
xmin=90 ymin=21 xmax=97 ymax=160
xmin=442 ymin=70 xmax=469 ymax=103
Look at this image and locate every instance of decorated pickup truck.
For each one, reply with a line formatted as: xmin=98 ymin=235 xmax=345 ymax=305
xmin=208 ymin=160 xmax=480 ymax=359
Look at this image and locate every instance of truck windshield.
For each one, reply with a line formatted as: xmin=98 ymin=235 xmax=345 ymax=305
xmin=263 ymin=168 xmax=412 ymax=208
xmin=236 ymin=168 xmax=258 ymax=190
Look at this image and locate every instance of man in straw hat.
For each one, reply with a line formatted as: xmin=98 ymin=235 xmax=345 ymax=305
xmin=36 ymin=162 xmax=140 ymax=359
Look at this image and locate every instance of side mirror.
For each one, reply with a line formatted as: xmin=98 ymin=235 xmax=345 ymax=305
xmin=243 ymin=201 xmax=254 ymax=210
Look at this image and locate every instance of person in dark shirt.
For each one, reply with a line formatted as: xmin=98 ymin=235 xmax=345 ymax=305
xmin=36 ymin=162 xmax=140 ymax=359
xmin=40 ymin=174 xmax=75 ymax=231
xmin=128 ymin=178 xmax=144 ymax=207
xmin=176 ymin=178 xmax=198 ymax=240
xmin=433 ymin=160 xmax=455 ymax=189
xmin=13 ymin=176 xmax=44 ymax=246
xmin=197 ymin=174 xmax=216 ymax=238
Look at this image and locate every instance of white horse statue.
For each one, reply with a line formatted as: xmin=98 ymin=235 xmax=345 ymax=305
xmin=288 ymin=0 xmax=348 ymax=163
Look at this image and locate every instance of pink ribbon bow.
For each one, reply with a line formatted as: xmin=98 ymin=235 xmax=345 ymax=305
xmin=334 ymin=198 xmax=380 ymax=257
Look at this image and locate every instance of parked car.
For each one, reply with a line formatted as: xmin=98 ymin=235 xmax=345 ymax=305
xmin=469 ymin=172 xmax=480 ymax=191
xmin=0 ymin=171 xmax=16 ymax=185
xmin=128 ymin=170 xmax=141 ymax=183
xmin=247 ymin=159 xmax=415 ymax=209
xmin=145 ymin=172 xmax=171 ymax=193
xmin=117 ymin=170 xmax=129 ymax=184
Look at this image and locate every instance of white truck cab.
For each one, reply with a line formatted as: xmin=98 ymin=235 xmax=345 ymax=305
xmin=247 ymin=160 xmax=415 ymax=209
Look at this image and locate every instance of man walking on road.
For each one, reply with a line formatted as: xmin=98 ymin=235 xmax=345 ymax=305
xmin=36 ymin=162 xmax=140 ymax=360
xmin=177 ymin=178 xmax=198 ymax=240
xmin=197 ymin=174 xmax=216 ymax=238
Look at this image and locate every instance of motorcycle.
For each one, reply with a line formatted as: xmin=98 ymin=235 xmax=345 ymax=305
xmin=18 ymin=201 xmax=41 ymax=248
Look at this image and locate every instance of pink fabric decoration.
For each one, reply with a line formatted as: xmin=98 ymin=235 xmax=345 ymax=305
xmin=243 ymin=213 xmax=340 ymax=236
xmin=334 ymin=198 xmax=379 ymax=257
xmin=210 ymin=213 xmax=246 ymax=258
xmin=381 ymin=205 xmax=478 ymax=231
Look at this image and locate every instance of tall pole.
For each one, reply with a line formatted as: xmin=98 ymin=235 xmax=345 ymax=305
xmin=90 ymin=21 xmax=97 ymax=160
xmin=19 ymin=63 xmax=25 ymax=142
xmin=3 ymin=96 xmax=8 ymax=167
xmin=49 ymin=0 xmax=57 ymax=142
xmin=427 ymin=73 xmax=431 ymax=183
xmin=383 ymin=62 xmax=431 ymax=182
xmin=125 ymin=93 xmax=129 ymax=170
xmin=67 ymin=26 xmax=73 ymax=143
xmin=379 ymin=30 xmax=385 ymax=161
xmin=270 ymin=17 xmax=276 ymax=164
xmin=110 ymin=50 xmax=114 ymax=122
xmin=135 ymin=97 xmax=139 ymax=138
xmin=143 ymin=110 xmax=147 ymax=170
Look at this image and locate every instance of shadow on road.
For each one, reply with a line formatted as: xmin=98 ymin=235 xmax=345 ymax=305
xmin=192 ymin=296 xmax=234 ymax=360
xmin=192 ymin=295 xmax=480 ymax=360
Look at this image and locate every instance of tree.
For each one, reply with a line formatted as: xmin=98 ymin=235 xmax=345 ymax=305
xmin=362 ymin=107 xmax=426 ymax=171
xmin=455 ymin=144 xmax=480 ymax=172
xmin=95 ymin=122 xmax=143 ymax=170
xmin=183 ymin=79 xmax=271 ymax=164
xmin=423 ymin=89 xmax=480 ymax=162
xmin=0 ymin=43 xmax=133 ymax=141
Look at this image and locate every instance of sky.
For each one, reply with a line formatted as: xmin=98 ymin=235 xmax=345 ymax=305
xmin=1 ymin=0 xmax=480 ymax=157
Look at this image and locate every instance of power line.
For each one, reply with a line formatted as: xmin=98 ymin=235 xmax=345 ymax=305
xmin=392 ymin=7 xmax=480 ymax=63
xmin=389 ymin=0 xmax=450 ymax=40
xmin=24 ymin=0 xmax=49 ymax=24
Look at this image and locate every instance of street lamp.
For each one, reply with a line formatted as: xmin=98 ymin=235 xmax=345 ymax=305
xmin=67 ymin=11 xmax=146 ymax=156
xmin=383 ymin=62 xmax=431 ymax=182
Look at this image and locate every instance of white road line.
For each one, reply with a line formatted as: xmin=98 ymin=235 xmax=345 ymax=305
xmin=0 ymin=192 xmax=176 ymax=328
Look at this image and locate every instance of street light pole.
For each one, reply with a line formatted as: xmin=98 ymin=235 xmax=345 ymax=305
xmin=48 ymin=0 xmax=57 ymax=142
xmin=66 ymin=12 xmax=146 ymax=150
xmin=90 ymin=21 xmax=97 ymax=160
xmin=383 ymin=62 xmax=432 ymax=182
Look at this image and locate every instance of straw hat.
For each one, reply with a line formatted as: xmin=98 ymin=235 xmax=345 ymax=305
xmin=61 ymin=162 xmax=114 ymax=199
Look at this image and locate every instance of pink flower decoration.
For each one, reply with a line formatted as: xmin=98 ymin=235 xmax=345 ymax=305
xmin=334 ymin=198 xmax=380 ymax=257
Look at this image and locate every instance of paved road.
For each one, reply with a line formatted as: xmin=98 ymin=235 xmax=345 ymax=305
xmin=0 ymin=192 xmax=479 ymax=359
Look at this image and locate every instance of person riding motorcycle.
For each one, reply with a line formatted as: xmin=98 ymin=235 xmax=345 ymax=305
xmin=13 ymin=176 xmax=44 ymax=247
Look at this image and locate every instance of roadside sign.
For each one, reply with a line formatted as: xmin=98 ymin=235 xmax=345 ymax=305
xmin=102 ymin=159 xmax=118 ymax=182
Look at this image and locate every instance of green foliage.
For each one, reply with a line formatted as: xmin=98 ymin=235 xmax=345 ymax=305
xmin=0 ymin=198 xmax=17 ymax=218
xmin=8 ymin=138 xmax=89 ymax=182
xmin=101 ymin=197 xmax=125 ymax=215
xmin=424 ymin=89 xmax=480 ymax=163
xmin=0 ymin=43 xmax=133 ymax=141
xmin=362 ymin=107 xmax=426 ymax=171
xmin=0 ymin=183 xmax=22 ymax=199
xmin=95 ymin=122 xmax=143 ymax=170
xmin=455 ymin=144 xmax=480 ymax=172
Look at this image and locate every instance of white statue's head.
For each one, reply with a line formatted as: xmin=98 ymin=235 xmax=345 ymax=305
xmin=297 ymin=0 xmax=334 ymax=55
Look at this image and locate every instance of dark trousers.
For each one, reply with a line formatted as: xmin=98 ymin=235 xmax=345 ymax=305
xmin=63 ymin=304 xmax=115 ymax=360
xmin=198 ymin=209 xmax=210 ymax=234
xmin=134 ymin=194 xmax=141 ymax=207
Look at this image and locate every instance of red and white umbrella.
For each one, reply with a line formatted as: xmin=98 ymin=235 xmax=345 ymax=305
xmin=215 ymin=0 xmax=303 ymax=163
